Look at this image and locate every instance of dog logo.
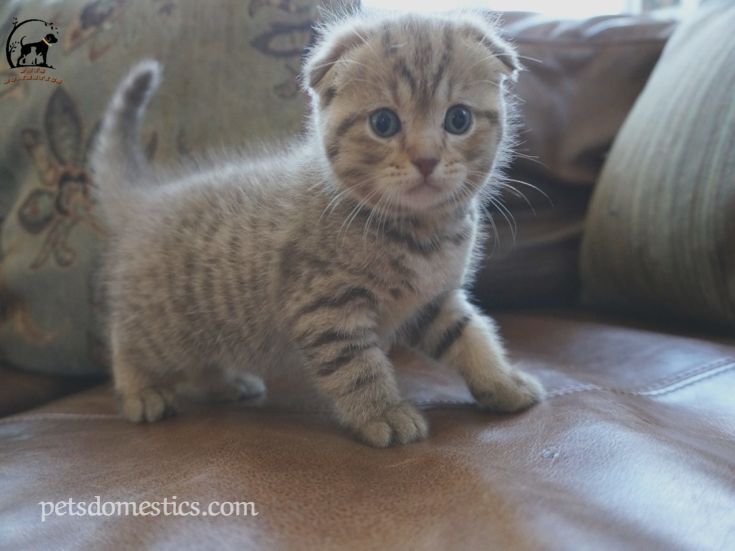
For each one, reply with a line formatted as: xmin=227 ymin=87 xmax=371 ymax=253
xmin=5 ymin=18 xmax=61 ymax=69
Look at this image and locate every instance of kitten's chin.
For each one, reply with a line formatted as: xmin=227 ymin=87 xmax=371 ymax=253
xmin=393 ymin=180 xmax=468 ymax=213
xmin=395 ymin=188 xmax=449 ymax=212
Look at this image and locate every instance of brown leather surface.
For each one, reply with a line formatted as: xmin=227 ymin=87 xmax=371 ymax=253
xmin=0 ymin=363 xmax=101 ymax=418
xmin=476 ymin=13 xmax=678 ymax=309
xmin=3 ymin=311 xmax=733 ymax=549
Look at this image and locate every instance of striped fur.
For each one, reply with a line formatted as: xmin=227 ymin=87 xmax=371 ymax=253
xmin=91 ymin=11 xmax=543 ymax=448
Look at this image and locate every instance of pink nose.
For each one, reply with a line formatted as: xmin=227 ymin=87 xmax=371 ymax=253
xmin=412 ymin=157 xmax=439 ymax=178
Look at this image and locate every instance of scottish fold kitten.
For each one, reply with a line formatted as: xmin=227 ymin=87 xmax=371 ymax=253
xmin=91 ymin=10 xmax=544 ymax=447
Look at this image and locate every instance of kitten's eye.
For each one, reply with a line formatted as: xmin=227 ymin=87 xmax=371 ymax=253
xmin=444 ymin=105 xmax=472 ymax=135
xmin=369 ymin=108 xmax=401 ymax=138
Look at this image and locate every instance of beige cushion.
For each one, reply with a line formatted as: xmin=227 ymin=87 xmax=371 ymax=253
xmin=0 ymin=0 xmax=335 ymax=374
xmin=580 ymin=1 xmax=735 ymax=328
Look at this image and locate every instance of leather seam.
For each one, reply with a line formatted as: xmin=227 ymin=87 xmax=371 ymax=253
xmin=624 ymin=358 xmax=735 ymax=394
xmin=620 ymin=361 xmax=735 ymax=397
xmin=418 ymin=358 xmax=735 ymax=407
xmin=544 ymin=357 xmax=735 ymax=399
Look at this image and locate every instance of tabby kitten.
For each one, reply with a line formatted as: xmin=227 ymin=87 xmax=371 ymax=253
xmin=91 ymin=10 xmax=544 ymax=448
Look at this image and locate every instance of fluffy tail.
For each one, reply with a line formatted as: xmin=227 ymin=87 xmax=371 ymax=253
xmin=90 ymin=60 xmax=161 ymax=230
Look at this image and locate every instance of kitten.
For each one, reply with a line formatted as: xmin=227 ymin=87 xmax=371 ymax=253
xmin=90 ymin=10 xmax=544 ymax=448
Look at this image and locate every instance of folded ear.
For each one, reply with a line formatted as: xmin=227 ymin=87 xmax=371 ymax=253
xmin=457 ymin=16 xmax=521 ymax=82
xmin=302 ymin=20 xmax=370 ymax=92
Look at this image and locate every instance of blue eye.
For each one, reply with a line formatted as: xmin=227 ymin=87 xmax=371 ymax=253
xmin=369 ymin=108 xmax=401 ymax=138
xmin=444 ymin=105 xmax=472 ymax=135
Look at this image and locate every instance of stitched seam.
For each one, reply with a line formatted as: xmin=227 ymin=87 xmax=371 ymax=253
xmin=625 ymin=358 xmax=735 ymax=393
xmin=630 ymin=363 xmax=735 ymax=397
xmin=543 ymin=357 xmax=735 ymax=399
xmin=419 ymin=359 xmax=735 ymax=408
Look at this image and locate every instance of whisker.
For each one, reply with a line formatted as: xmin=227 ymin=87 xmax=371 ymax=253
xmin=488 ymin=196 xmax=517 ymax=244
xmin=362 ymin=188 xmax=387 ymax=243
xmin=496 ymin=182 xmax=536 ymax=214
xmin=339 ymin=186 xmax=381 ymax=240
xmin=321 ymin=184 xmax=354 ymax=217
xmin=320 ymin=188 xmax=351 ymax=222
xmin=380 ymin=195 xmax=393 ymax=238
xmin=319 ymin=175 xmax=380 ymax=222
xmin=480 ymin=199 xmax=500 ymax=253
xmin=310 ymin=57 xmax=370 ymax=73
xmin=339 ymin=76 xmax=385 ymax=87
xmin=351 ymin=27 xmax=378 ymax=58
xmin=337 ymin=188 xmax=370 ymax=234
xmin=495 ymin=52 xmax=544 ymax=66
xmin=512 ymin=151 xmax=546 ymax=167
xmin=464 ymin=169 xmax=553 ymax=208
xmin=464 ymin=79 xmax=501 ymax=89
xmin=464 ymin=52 xmax=507 ymax=73
xmin=374 ymin=193 xmax=393 ymax=243
xmin=503 ymin=177 xmax=553 ymax=206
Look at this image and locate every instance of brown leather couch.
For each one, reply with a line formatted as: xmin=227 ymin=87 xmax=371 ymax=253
xmin=3 ymin=13 xmax=734 ymax=550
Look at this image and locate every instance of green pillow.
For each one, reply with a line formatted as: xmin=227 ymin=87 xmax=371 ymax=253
xmin=581 ymin=0 xmax=735 ymax=328
xmin=0 ymin=0 xmax=333 ymax=374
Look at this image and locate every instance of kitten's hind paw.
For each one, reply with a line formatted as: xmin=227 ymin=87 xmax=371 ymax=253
xmin=355 ymin=401 xmax=429 ymax=448
xmin=472 ymin=370 xmax=545 ymax=413
xmin=233 ymin=374 xmax=266 ymax=400
xmin=208 ymin=374 xmax=266 ymax=403
xmin=120 ymin=387 xmax=176 ymax=422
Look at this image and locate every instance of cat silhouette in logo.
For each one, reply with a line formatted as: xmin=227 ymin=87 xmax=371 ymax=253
xmin=18 ymin=33 xmax=58 ymax=68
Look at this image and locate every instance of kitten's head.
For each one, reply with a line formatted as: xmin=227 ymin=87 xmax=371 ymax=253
xmin=303 ymin=10 xmax=518 ymax=215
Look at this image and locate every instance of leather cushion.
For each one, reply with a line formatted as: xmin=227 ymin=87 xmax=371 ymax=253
xmin=475 ymin=12 xmax=677 ymax=309
xmin=0 ymin=362 xmax=99 ymax=417
xmin=2 ymin=311 xmax=733 ymax=549
xmin=501 ymin=11 xmax=677 ymax=188
xmin=581 ymin=1 xmax=735 ymax=328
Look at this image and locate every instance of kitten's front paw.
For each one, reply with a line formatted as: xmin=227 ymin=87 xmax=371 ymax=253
xmin=472 ymin=370 xmax=544 ymax=413
xmin=120 ymin=387 xmax=176 ymax=422
xmin=355 ymin=401 xmax=429 ymax=448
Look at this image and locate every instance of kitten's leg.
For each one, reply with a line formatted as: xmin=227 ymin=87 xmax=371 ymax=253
xmin=112 ymin=327 xmax=179 ymax=422
xmin=291 ymin=296 xmax=428 ymax=447
xmin=176 ymin=369 xmax=266 ymax=404
xmin=410 ymin=290 xmax=544 ymax=412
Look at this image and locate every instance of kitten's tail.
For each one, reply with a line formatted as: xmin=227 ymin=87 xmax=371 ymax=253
xmin=90 ymin=60 xmax=161 ymax=230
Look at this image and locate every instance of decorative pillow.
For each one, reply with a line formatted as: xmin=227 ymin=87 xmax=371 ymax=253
xmin=580 ymin=0 xmax=735 ymax=328
xmin=0 ymin=0 xmax=343 ymax=375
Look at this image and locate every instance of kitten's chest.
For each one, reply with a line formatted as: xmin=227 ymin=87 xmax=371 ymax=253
xmin=378 ymin=231 xmax=474 ymax=334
